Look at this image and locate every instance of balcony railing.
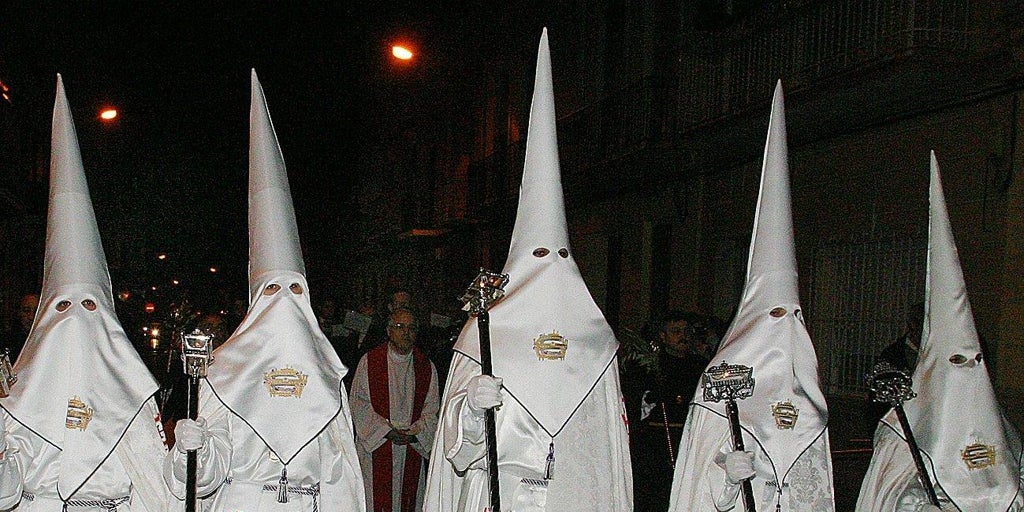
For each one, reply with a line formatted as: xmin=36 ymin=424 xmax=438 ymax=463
xmin=447 ymin=0 xmax=977 ymax=222
xmin=680 ymin=0 xmax=973 ymax=128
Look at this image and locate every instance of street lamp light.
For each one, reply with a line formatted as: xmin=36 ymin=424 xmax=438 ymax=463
xmin=392 ymin=45 xmax=414 ymax=61
xmin=99 ymin=108 xmax=118 ymax=121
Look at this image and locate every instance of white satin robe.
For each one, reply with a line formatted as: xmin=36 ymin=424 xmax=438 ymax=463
xmin=423 ymin=353 xmax=632 ymax=512
xmin=668 ymin=405 xmax=834 ymax=512
xmin=855 ymin=418 xmax=1024 ymax=512
xmin=163 ymin=384 xmax=365 ymax=511
xmin=0 ymin=399 xmax=169 ymax=512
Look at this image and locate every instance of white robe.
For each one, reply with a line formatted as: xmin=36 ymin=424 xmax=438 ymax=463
xmin=668 ymin=404 xmax=834 ymax=511
xmin=423 ymin=353 xmax=632 ymax=512
xmin=163 ymin=383 xmax=365 ymax=511
xmin=350 ymin=347 xmax=439 ymax=512
xmin=855 ymin=417 xmax=1024 ymax=512
xmin=0 ymin=399 xmax=170 ymax=512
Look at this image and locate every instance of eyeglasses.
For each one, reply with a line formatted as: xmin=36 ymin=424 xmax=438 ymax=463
xmin=389 ymin=322 xmax=418 ymax=331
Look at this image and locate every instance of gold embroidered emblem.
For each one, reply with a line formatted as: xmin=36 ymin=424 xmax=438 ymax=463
xmin=65 ymin=397 xmax=94 ymax=430
xmin=772 ymin=400 xmax=799 ymax=429
xmin=264 ymin=367 xmax=309 ymax=398
xmin=962 ymin=443 xmax=996 ymax=470
xmin=533 ymin=332 xmax=568 ymax=361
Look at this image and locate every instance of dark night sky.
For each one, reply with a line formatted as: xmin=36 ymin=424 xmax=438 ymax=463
xmin=1 ymin=2 xmax=532 ymax=306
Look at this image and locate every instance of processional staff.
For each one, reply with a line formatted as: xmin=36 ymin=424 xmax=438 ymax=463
xmin=180 ymin=329 xmax=214 ymax=512
xmin=867 ymin=361 xmax=941 ymax=507
xmin=460 ymin=269 xmax=510 ymax=512
xmin=702 ymin=361 xmax=757 ymax=511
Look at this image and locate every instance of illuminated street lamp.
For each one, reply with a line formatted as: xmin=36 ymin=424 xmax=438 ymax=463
xmin=392 ymin=45 xmax=414 ymax=61
xmin=99 ymin=108 xmax=118 ymax=121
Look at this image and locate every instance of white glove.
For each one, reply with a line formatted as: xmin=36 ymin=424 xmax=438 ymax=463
xmin=174 ymin=417 xmax=208 ymax=454
xmin=723 ymin=450 xmax=755 ymax=484
xmin=466 ymin=375 xmax=503 ymax=415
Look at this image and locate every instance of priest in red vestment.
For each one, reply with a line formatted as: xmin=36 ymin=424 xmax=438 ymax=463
xmin=350 ymin=308 xmax=440 ymax=512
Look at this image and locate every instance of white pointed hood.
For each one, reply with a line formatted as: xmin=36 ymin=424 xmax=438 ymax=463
xmin=205 ymin=70 xmax=347 ymax=463
xmin=452 ymin=30 xmax=618 ymax=436
xmin=884 ymin=152 xmax=1022 ymax=510
xmin=697 ymin=81 xmax=829 ymax=477
xmin=0 ymin=75 xmax=159 ymax=500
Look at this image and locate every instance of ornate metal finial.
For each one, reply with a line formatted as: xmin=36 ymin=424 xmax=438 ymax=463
xmin=702 ymin=362 xmax=755 ymax=403
xmin=0 ymin=349 xmax=17 ymax=398
xmin=866 ymin=361 xmax=917 ymax=406
xmin=181 ymin=328 xmax=215 ymax=378
xmin=459 ymin=268 xmax=509 ymax=316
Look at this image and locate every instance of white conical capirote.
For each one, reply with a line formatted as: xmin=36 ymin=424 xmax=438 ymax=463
xmin=0 ymin=75 xmax=158 ymax=500
xmin=452 ymin=29 xmax=618 ymax=435
xmin=891 ymin=152 xmax=1021 ymax=510
xmin=248 ymin=69 xmax=305 ymax=303
xmin=43 ymin=75 xmax=112 ymax=300
xmin=205 ymin=70 xmax=347 ymax=464
xmin=507 ymin=28 xmax=570 ymax=259
xmin=697 ymin=81 xmax=829 ymax=478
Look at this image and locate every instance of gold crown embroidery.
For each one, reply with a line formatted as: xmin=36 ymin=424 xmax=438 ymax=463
xmin=533 ymin=332 xmax=568 ymax=361
xmin=772 ymin=400 xmax=799 ymax=430
xmin=66 ymin=396 xmax=94 ymax=431
xmin=264 ymin=367 xmax=309 ymax=398
xmin=962 ymin=443 xmax=996 ymax=470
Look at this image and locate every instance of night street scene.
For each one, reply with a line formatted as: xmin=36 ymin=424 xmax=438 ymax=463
xmin=1 ymin=2 xmax=1023 ymax=511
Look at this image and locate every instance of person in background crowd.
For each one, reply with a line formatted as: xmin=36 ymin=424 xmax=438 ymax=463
xmin=2 ymin=294 xmax=37 ymax=363
xmin=632 ymin=310 xmax=711 ymax=511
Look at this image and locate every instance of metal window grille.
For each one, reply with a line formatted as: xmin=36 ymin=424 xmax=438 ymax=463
xmin=808 ymin=235 xmax=926 ymax=396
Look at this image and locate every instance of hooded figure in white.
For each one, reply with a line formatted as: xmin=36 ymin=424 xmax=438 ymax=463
xmin=0 ymin=75 xmax=171 ymax=511
xmin=422 ymin=29 xmax=632 ymax=512
xmin=855 ymin=152 xmax=1023 ymax=512
xmin=164 ymin=70 xmax=365 ymax=511
xmin=668 ymin=82 xmax=835 ymax=512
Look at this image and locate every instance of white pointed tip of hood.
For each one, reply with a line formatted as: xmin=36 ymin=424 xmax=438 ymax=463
xmin=43 ymin=76 xmax=112 ymax=300
xmin=921 ymin=151 xmax=980 ymax=356
xmin=506 ymin=29 xmax=569 ymax=260
xmin=741 ymin=80 xmax=798 ymax=304
xmin=247 ymin=73 xmax=305 ymax=300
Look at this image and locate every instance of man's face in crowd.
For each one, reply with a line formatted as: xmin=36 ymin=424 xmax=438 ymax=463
xmin=660 ymin=319 xmax=690 ymax=354
xmin=19 ymin=294 xmax=39 ymax=331
xmin=387 ymin=310 xmax=417 ymax=355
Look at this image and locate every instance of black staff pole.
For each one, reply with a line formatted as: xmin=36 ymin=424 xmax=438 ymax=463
xmin=460 ymin=269 xmax=509 ymax=512
xmin=180 ymin=329 xmax=214 ymax=512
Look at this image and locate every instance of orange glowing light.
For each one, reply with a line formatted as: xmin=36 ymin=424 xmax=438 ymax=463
xmin=99 ymin=109 xmax=118 ymax=121
xmin=392 ymin=45 xmax=414 ymax=60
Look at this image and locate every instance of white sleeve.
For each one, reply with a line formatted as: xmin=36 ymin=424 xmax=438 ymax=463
xmin=349 ymin=355 xmax=393 ymax=454
xmin=163 ymin=384 xmax=233 ymax=499
xmin=411 ymin=362 xmax=440 ymax=457
xmin=0 ymin=411 xmax=23 ymax=511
